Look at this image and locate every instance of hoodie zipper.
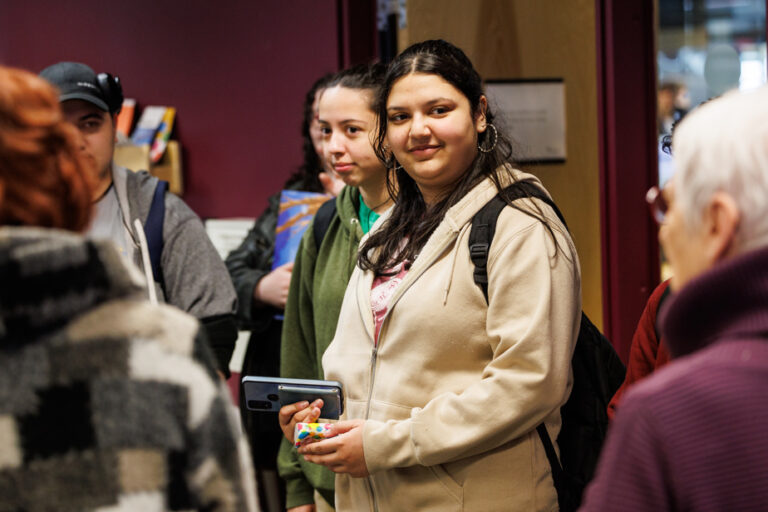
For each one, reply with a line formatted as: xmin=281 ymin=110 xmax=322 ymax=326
xmin=360 ymin=240 xmax=456 ymax=512
xmin=355 ymin=268 xmax=380 ymax=512
xmin=362 ymin=241 xmax=450 ymax=417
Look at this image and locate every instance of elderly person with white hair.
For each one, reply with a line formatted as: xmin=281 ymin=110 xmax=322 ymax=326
xmin=580 ymin=86 xmax=768 ymax=512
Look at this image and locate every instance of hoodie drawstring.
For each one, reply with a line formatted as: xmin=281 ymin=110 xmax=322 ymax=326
xmin=133 ymin=219 xmax=158 ymax=305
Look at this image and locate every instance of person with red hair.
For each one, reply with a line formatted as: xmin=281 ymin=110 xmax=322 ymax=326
xmin=0 ymin=65 xmax=93 ymax=230
xmin=0 ymin=65 xmax=259 ymax=511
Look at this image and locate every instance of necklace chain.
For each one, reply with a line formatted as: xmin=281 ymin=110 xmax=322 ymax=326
xmin=367 ymin=196 xmax=392 ymax=211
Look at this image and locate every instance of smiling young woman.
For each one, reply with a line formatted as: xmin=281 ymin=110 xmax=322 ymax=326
xmin=384 ymin=72 xmax=486 ymax=204
xmin=299 ymin=40 xmax=582 ymax=512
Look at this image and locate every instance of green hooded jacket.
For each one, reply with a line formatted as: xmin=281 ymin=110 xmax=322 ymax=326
xmin=278 ymin=185 xmax=364 ymax=508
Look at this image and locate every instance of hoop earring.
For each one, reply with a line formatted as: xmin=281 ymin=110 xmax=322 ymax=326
xmin=478 ymin=123 xmax=497 ymax=153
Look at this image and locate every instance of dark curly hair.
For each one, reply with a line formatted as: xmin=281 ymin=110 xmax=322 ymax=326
xmin=0 ymin=65 xmax=93 ymax=231
xmin=285 ymin=73 xmax=334 ymax=191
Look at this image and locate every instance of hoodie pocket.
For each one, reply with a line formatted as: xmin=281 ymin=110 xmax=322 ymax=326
xmin=371 ymin=463 xmax=463 ymax=511
xmin=428 ymin=463 xmax=463 ymax=504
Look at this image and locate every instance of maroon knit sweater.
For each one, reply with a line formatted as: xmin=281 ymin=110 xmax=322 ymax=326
xmin=580 ymin=245 xmax=768 ymax=512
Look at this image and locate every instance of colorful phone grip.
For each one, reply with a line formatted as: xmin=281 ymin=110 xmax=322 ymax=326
xmin=294 ymin=422 xmax=335 ymax=447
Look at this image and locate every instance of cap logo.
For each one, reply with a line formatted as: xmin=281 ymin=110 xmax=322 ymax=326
xmin=77 ymin=81 xmax=98 ymax=90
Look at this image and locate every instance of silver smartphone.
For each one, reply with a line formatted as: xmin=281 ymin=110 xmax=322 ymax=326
xmin=241 ymin=376 xmax=344 ymax=420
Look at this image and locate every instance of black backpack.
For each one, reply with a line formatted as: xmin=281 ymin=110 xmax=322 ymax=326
xmin=312 ymin=197 xmax=337 ymax=250
xmin=468 ymin=180 xmax=626 ymax=512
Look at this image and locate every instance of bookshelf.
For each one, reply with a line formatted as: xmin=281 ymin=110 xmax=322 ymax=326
xmin=113 ymin=140 xmax=184 ymax=195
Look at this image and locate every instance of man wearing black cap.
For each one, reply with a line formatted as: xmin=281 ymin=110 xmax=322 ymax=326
xmin=40 ymin=62 xmax=239 ymax=378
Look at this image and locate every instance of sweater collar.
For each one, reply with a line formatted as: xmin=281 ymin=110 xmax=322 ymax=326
xmin=660 ymin=244 xmax=768 ymax=358
xmin=0 ymin=227 xmax=145 ymax=343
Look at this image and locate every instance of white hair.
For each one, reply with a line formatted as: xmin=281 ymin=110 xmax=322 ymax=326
xmin=672 ymin=86 xmax=768 ymax=252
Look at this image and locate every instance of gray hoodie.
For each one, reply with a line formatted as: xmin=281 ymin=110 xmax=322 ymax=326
xmin=109 ymin=164 xmax=238 ymax=375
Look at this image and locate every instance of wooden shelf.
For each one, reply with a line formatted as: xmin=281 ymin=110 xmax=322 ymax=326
xmin=113 ymin=140 xmax=184 ymax=195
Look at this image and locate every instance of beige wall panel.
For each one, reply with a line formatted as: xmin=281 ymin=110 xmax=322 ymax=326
xmin=402 ymin=0 xmax=603 ymax=327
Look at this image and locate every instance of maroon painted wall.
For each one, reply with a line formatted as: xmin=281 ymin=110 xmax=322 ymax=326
xmin=0 ymin=0 xmax=339 ymax=218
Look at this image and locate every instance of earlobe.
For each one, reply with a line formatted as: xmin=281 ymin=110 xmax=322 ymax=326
xmin=476 ymin=96 xmax=488 ymax=133
xmin=707 ymin=192 xmax=741 ymax=261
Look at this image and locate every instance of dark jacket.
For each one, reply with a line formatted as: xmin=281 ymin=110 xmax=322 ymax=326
xmin=581 ymin=245 xmax=768 ymax=512
xmin=0 ymin=227 xmax=258 ymax=511
xmin=226 ymin=191 xmax=283 ymax=334
xmin=112 ymin=165 xmax=238 ymax=376
xmin=225 ymin=191 xmax=285 ymax=470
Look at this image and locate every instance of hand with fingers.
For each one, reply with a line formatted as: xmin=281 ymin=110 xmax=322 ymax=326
xmin=318 ymin=170 xmax=345 ymax=196
xmin=254 ymin=262 xmax=293 ymax=309
xmin=279 ymin=398 xmax=324 ymax=443
xmin=298 ymin=419 xmax=369 ymax=478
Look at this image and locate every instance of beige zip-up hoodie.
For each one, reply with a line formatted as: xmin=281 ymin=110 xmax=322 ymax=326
xmin=323 ymin=172 xmax=581 ymax=511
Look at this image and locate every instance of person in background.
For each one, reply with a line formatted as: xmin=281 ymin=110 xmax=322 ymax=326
xmin=0 ymin=65 xmax=258 ymax=512
xmin=657 ymin=80 xmax=689 ymax=135
xmin=607 ymin=279 xmax=671 ymax=420
xmin=284 ymin=40 xmax=581 ymax=511
xmin=612 ymin=116 xmax=692 ymax=419
xmin=581 ymin=86 xmax=768 ymax=511
xmin=39 ymin=61 xmax=238 ymax=378
xmin=277 ymin=62 xmax=391 ymax=512
xmin=225 ymin=72 xmax=339 ymax=512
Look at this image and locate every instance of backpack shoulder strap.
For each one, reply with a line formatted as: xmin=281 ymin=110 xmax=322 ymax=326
xmin=536 ymin=424 xmax=567 ymax=505
xmin=313 ymin=198 xmax=337 ymax=250
xmin=510 ymin=180 xmax=568 ymax=230
xmin=469 ymin=179 xmax=573 ymax=508
xmin=469 ymin=194 xmax=506 ymax=303
xmin=144 ymin=179 xmax=168 ymax=283
xmin=469 ymin=180 xmax=562 ymax=302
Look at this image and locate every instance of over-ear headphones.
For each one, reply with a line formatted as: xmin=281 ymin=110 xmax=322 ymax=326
xmin=96 ymin=72 xmax=124 ymax=114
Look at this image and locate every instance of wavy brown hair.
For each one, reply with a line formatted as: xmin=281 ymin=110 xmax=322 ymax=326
xmin=0 ymin=65 xmax=93 ymax=231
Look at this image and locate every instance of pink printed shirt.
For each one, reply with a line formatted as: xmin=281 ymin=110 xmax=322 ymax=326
xmin=370 ymin=260 xmax=410 ymax=345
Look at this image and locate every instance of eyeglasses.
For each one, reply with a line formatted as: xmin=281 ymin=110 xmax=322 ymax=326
xmin=645 ymin=186 xmax=668 ymax=224
xmin=660 ymin=136 xmax=673 ymax=156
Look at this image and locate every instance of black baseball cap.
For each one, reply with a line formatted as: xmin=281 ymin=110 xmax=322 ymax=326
xmin=39 ymin=62 xmax=110 ymax=112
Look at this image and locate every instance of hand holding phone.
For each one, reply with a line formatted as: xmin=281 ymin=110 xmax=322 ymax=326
xmin=241 ymin=376 xmax=344 ymax=419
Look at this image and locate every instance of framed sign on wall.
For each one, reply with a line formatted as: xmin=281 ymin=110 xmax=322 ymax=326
xmin=484 ymin=79 xmax=566 ymax=164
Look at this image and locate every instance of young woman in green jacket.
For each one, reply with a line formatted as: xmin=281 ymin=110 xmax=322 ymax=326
xmin=277 ymin=62 xmax=391 ymax=512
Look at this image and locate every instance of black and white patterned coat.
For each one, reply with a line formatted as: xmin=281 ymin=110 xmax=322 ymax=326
xmin=0 ymin=227 xmax=259 ymax=512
